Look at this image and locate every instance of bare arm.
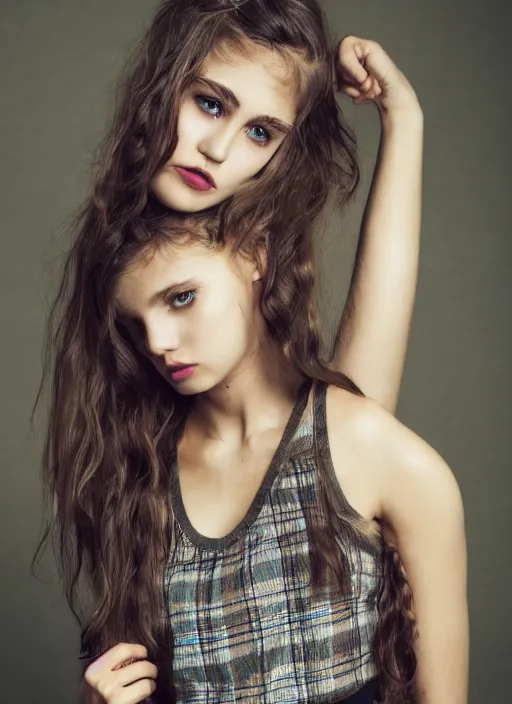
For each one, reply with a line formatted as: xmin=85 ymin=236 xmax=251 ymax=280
xmin=334 ymin=112 xmax=423 ymax=412
xmin=378 ymin=413 xmax=469 ymax=702
xmin=326 ymin=384 xmax=468 ymax=702
xmin=333 ymin=38 xmax=424 ymax=413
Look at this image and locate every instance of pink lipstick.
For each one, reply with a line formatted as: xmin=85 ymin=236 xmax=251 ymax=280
xmin=169 ymin=365 xmax=196 ymax=382
xmin=175 ymin=167 xmax=215 ymax=192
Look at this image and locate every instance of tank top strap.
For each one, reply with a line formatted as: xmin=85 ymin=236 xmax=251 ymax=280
xmin=310 ymin=379 xmax=370 ymax=521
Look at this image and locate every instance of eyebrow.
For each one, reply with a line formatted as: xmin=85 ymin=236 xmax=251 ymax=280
xmin=194 ymin=77 xmax=293 ymax=136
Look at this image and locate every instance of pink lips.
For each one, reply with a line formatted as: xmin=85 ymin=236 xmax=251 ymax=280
xmin=175 ymin=167 xmax=215 ymax=192
xmin=169 ymin=365 xmax=195 ymax=382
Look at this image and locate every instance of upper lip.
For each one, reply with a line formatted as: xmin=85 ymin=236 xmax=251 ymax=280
xmin=179 ymin=165 xmax=216 ymax=188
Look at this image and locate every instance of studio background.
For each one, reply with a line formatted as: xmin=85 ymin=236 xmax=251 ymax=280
xmin=1 ymin=1 xmax=510 ymax=702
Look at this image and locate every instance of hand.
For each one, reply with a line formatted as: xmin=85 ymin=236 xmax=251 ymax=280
xmin=83 ymin=643 xmax=158 ymax=704
xmin=336 ymin=35 xmax=422 ymax=122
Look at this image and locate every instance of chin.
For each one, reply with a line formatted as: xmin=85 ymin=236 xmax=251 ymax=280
xmin=170 ymin=370 xmax=233 ymax=397
xmin=171 ymin=384 xmax=198 ymax=397
xmin=168 ymin=375 xmax=213 ymax=397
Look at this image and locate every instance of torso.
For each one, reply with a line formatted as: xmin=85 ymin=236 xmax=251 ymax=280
xmin=177 ymin=382 xmax=382 ymax=541
xmin=166 ymin=379 xmax=384 ymax=703
xmin=177 ymin=425 xmax=288 ymax=539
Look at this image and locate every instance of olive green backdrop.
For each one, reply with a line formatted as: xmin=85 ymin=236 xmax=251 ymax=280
xmin=1 ymin=1 xmax=510 ymax=701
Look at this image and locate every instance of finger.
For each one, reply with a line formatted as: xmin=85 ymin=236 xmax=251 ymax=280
xmin=349 ymin=77 xmax=380 ymax=104
xmin=112 ymin=657 xmax=144 ymax=672
xmin=337 ymin=37 xmax=369 ymax=87
xmin=342 ymin=85 xmax=363 ymax=99
xmin=114 ymin=661 xmax=158 ymax=688
xmin=342 ymin=35 xmax=398 ymax=90
xmin=339 ymin=42 xmax=369 ymax=85
xmin=87 ymin=643 xmax=148 ymax=679
xmin=353 ymin=90 xmax=375 ymax=105
xmin=365 ymin=76 xmax=383 ymax=100
xmin=114 ymin=678 xmax=157 ymax=704
xmin=356 ymin=43 xmax=395 ymax=89
xmin=108 ymin=643 xmax=149 ymax=670
xmin=359 ymin=74 xmax=373 ymax=92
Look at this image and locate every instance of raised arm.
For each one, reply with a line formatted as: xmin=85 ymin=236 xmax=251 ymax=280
xmin=333 ymin=37 xmax=424 ymax=413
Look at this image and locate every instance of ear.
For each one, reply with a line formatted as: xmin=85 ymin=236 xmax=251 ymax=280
xmin=251 ymin=264 xmax=263 ymax=283
xmin=251 ymin=239 xmax=268 ymax=282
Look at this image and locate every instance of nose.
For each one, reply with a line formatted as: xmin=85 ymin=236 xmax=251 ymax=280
xmin=198 ymin=122 xmax=238 ymax=165
xmin=144 ymin=316 xmax=180 ymax=359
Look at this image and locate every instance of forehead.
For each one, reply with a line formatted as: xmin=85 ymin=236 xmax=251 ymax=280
xmin=117 ymin=244 xmax=209 ymax=296
xmin=200 ymin=42 xmax=298 ymax=122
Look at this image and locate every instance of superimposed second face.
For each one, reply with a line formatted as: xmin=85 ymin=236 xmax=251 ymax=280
xmin=150 ymin=43 xmax=298 ymax=212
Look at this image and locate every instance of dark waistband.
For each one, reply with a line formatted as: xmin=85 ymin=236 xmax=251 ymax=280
xmin=335 ymin=678 xmax=381 ymax=703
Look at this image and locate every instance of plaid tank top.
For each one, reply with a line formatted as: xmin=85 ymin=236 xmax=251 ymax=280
xmin=165 ymin=381 xmax=383 ymax=703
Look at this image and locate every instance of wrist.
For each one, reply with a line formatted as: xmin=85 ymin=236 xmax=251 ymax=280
xmin=380 ymin=104 xmax=424 ymax=135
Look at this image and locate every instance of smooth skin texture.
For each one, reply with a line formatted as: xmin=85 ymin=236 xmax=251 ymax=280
xmin=333 ymin=37 xmax=424 ymax=413
xmin=83 ymin=644 xmax=157 ymax=704
xmin=150 ymin=44 xmax=297 ymax=213
xmin=151 ymin=35 xmax=424 ymax=414
xmin=326 ymin=387 xmax=469 ymax=704
xmin=98 ymin=237 xmax=467 ymax=703
xmin=82 ymin=37 xmax=433 ymax=704
xmin=115 ymin=242 xmax=267 ymax=400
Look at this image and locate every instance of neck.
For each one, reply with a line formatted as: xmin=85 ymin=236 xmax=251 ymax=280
xmin=187 ymin=335 xmax=305 ymax=444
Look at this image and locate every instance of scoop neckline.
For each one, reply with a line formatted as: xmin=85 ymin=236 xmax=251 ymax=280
xmin=170 ymin=378 xmax=312 ymax=552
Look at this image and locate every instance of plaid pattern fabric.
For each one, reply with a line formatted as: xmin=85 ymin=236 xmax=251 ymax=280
xmin=164 ymin=381 xmax=383 ymax=703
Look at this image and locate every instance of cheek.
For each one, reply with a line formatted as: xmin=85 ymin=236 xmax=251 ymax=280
xmin=199 ymin=290 xmax=249 ymax=348
xmin=234 ymin=137 xmax=284 ymax=183
xmin=174 ymin=101 xmax=205 ymax=152
xmin=227 ymin=144 xmax=275 ymax=186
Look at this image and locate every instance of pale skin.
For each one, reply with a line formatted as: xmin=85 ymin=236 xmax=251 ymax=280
xmin=326 ymin=388 xmax=469 ymax=704
xmin=150 ymin=35 xmax=424 ymax=413
xmin=84 ymin=234 xmax=468 ymax=702
xmin=333 ymin=37 xmax=424 ymax=413
xmin=82 ymin=38 xmax=454 ymax=704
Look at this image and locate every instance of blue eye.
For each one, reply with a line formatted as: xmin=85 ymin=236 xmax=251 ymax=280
xmin=172 ymin=291 xmax=195 ymax=309
xmin=248 ymin=125 xmax=271 ymax=144
xmin=196 ymin=96 xmax=223 ymax=118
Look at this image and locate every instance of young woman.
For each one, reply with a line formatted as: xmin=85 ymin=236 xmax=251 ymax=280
xmin=57 ymin=207 xmax=466 ymax=703
xmin=85 ymin=0 xmax=423 ymax=413
xmin=34 ymin=0 xmax=465 ymax=702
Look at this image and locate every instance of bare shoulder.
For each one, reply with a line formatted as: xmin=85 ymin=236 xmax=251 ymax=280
xmin=325 ymin=385 xmax=469 ymax=701
xmin=324 ymin=384 xmax=465 ymax=527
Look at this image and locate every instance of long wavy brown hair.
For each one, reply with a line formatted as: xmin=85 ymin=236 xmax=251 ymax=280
xmin=83 ymin=0 xmax=360 ymax=247
xmin=33 ymin=0 xmax=416 ymax=702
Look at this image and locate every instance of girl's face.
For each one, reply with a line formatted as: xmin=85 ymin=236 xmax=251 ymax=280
xmin=115 ymin=240 xmax=264 ymax=395
xmin=150 ymin=44 xmax=298 ymax=213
